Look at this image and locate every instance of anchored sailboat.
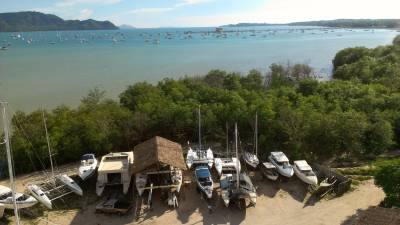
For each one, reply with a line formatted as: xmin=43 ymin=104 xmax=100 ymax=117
xmin=220 ymin=123 xmax=257 ymax=208
xmin=242 ymin=112 xmax=260 ymax=168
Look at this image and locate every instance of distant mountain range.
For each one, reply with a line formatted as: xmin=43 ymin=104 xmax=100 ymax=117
xmin=0 ymin=11 xmax=118 ymax=32
xmin=223 ymin=19 xmax=400 ymax=28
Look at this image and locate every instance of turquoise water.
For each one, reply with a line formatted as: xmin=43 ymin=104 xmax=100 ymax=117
xmin=0 ymin=26 xmax=398 ymax=111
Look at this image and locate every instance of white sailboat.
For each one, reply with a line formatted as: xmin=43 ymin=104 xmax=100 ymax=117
xmin=0 ymin=102 xmax=21 ymax=224
xmin=186 ymin=106 xmax=214 ymax=169
xmin=242 ymin=113 xmax=260 ymax=168
xmin=0 ymin=185 xmax=37 ymax=209
xmin=55 ymin=174 xmax=83 ymax=196
xmin=26 ymin=184 xmax=52 ymax=209
xmin=221 ymin=123 xmax=257 ymax=207
xmin=78 ymin=153 xmax=98 ymax=180
xmin=214 ymin=122 xmax=240 ymax=177
xmin=293 ymin=160 xmax=318 ymax=185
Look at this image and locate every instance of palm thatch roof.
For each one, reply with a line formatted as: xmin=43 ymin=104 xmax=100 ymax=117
xmin=133 ymin=136 xmax=187 ymax=173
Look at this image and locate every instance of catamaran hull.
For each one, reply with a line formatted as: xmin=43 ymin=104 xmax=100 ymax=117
xmin=0 ymin=197 xmax=37 ymax=209
xmin=56 ymin=174 xmax=83 ymax=196
xmin=27 ymin=184 xmax=52 ymax=209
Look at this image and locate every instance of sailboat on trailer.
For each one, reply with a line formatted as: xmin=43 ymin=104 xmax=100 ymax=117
xmin=220 ymin=123 xmax=257 ymax=208
xmin=27 ymin=110 xmax=82 ymax=209
xmin=242 ymin=112 xmax=260 ymax=169
xmin=186 ymin=105 xmax=214 ymax=169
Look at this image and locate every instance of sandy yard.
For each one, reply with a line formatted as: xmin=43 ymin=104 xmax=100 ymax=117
xmin=0 ymin=169 xmax=385 ymax=225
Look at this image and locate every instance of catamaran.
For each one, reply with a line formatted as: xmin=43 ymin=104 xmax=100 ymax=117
xmin=214 ymin=122 xmax=240 ymax=177
xmin=27 ymin=110 xmax=83 ymax=209
xmin=242 ymin=113 xmax=260 ymax=168
xmin=293 ymin=160 xmax=318 ymax=185
xmin=186 ymin=106 xmax=214 ymax=169
xmin=78 ymin=153 xmax=98 ymax=180
xmin=268 ymin=151 xmax=294 ymax=178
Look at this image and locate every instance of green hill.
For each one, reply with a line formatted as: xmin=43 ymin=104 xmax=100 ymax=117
xmin=0 ymin=11 xmax=118 ymax=32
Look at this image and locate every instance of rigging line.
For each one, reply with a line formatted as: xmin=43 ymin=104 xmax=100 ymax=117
xmin=7 ymin=104 xmax=50 ymax=178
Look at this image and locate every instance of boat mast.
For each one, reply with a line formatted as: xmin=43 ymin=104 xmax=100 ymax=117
xmin=235 ymin=123 xmax=239 ymax=190
xmin=42 ymin=110 xmax=55 ymax=181
xmin=226 ymin=122 xmax=229 ymax=156
xmin=255 ymin=112 xmax=258 ymax=156
xmin=1 ymin=102 xmax=21 ymax=225
xmin=198 ymin=105 xmax=201 ymax=150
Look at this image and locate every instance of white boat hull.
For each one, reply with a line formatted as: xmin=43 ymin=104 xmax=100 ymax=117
xmin=78 ymin=157 xmax=98 ymax=181
xmin=243 ymin=151 xmax=259 ymax=168
xmin=214 ymin=158 xmax=241 ymax=177
xmin=0 ymin=193 xmax=37 ymax=209
xmin=27 ymin=184 xmax=52 ymax=209
xmin=56 ymin=174 xmax=83 ymax=196
xmin=268 ymin=155 xmax=294 ymax=178
xmin=294 ymin=166 xmax=318 ymax=185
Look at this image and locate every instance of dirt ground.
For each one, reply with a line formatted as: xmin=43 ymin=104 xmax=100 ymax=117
xmin=0 ymin=169 xmax=385 ymax=225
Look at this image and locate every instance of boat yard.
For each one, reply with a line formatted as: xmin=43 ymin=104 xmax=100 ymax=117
xmin=0 ymin=171 xmax=385 ymax=225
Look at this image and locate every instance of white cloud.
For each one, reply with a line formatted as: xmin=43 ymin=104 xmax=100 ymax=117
xmin=56 ymin=0 xmax=121 ymax=8
xmin=128 ymin=7 xmax=174 ymax=14
xmin=128 ymin=0 xmax=212 ymax=14
xmin=76 ymin=9 xmax=93 ymax=20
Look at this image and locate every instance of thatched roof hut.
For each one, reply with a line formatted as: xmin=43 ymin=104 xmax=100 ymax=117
xmin=133 ymin=136 xmax=187 ymax=174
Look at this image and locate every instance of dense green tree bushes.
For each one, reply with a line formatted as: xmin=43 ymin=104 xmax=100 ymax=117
xmin=4 ymin=36 xmax=400 ymax=174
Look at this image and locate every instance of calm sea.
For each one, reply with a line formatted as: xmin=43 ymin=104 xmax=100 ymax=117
xmin=0 ymin=26 xmax=398 ymax=111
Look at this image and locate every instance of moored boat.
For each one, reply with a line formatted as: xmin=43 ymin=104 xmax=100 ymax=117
xmin=194 ymin=166 xmax=213 ymax=199
xmin=268 ymin=151 xmax=294 ymax=178
xmin=0 ymin=185 xmax=37 ymax=209
xmin=260 ymin=162 xmax=279 ymax=181
xmin=293 ymin=160 xmax=318 ymax=185
xmin=78 ymin=153 xmax=98 ymax=180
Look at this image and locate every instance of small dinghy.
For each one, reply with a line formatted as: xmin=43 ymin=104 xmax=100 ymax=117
xmin=214 ymin=157 xmax=241 ymax=177
xmin=135 ymin=173 xmax=148 ymax=196
xmin=0 ymin=185 xmax=37 ymax=209
xmin=194 ymin=166 xmax=213 ymax=199
xmin=27 ymin=184 xmax=52 ymax=209
xmin=293 ymin=160 xmax=318 ymax=185
xmin=260 ymin=162 xmax=279 ymax=181
xmin=268 ymin=151 xmax=294 ymax=178
xmin=56 ymin=174 xmax=83 ymax=196
xmin=78 ymin=153 xmax=98 ymax=180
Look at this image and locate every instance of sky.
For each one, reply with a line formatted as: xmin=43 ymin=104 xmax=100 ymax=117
xmin=1 ymin=0 xmax=400 ymax=28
